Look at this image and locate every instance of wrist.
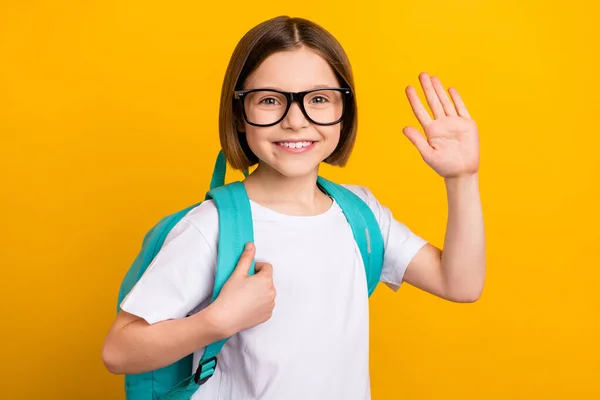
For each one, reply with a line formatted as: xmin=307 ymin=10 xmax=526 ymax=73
xmin=202 ymin=303 xmax=235 ymax=339
xmin=443 ymin=172 xmax=481 ymax=210
xmin=444 ymin=172 xmax=479 ymax=191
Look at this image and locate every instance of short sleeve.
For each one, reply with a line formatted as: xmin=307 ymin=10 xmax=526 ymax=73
xmin=120 ymin=201 xmax=219 ymax=324
xmin=341 ymin=185 xmax=428 ymax=292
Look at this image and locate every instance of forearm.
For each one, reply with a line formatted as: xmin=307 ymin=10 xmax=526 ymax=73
xmin=441 ymin=172 xmax=486 ymax=301
xmin=102 ymin=306 xmax=228 ymax=375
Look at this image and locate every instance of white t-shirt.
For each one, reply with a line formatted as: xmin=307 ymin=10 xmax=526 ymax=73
xmin=120 ymin=184 xmax=427 ymax=400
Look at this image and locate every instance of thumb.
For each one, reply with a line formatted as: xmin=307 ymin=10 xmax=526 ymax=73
xmin=233 ymin=242 xmax=256 ymax=277
xmin=402 ymin=126 xmax=433 ymax=160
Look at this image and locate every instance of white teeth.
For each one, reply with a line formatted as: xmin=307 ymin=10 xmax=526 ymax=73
xmin=277 ymin=141 xmax=313 ymax=149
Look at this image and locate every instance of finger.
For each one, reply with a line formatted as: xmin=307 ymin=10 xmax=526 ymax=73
xmin=431 ymin=76 xmax=457 ymax=116
xmin=419 ymin=72 xmax=445 ymax=119
xmin=254 ymin=262 xmax=273 ymax=276
xmin=405 ymin=86 xmax=432 ymax=126
xmin=402 ymin=126 xmax=433 ymax=160
xmin=234 ymin=242 xmax=256 ymax=276
xmin=448 ymin=87 xmax=472 ymax=119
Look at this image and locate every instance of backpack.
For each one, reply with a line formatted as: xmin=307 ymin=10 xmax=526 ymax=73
xmin=116 ymin=150 xmax=385 ymax=400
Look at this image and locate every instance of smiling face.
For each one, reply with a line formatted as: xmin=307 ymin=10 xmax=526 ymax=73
xmin=239 ymin=46 xmax=343 ymax=179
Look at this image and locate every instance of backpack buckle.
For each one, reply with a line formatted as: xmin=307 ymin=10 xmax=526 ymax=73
xmin=194 ymin=356 xmax=218 ymax=385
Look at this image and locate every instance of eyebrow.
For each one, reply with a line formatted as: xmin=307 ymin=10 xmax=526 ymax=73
xmin=244 ymin=84 xmax=339 ymax=91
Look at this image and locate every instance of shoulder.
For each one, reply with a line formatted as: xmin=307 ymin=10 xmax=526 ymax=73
xmin=183 ymin=199 xmax=219 ymax=229
xmin=165 ymin=199 xmax=220 ymax=247
xmin=338 ymin=183 xmax=396 ymax=229
xmin=340 ymin=184 xmax=373 ymax=199
xmin=339 ymin=184 xmax=382 ymax=211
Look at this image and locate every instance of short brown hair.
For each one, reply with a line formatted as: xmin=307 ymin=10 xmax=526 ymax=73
xmin=218 ymin=15 xmax=358 ymax=171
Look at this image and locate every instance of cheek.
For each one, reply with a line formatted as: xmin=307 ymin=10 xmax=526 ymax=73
xmin=244 ymin=126 xmax=272 ymax=154
xmin=321 ymin=126 xmax=341 ymax=146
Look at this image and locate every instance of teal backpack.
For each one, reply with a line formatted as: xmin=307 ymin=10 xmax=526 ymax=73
xmin=116 ymin=150 xmax=385 ymax=400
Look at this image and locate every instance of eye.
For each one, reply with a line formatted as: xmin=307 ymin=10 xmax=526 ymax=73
xmin=309 ymin=95 xmax=329 ymax=104
xmin=259 ymin=97 xmax=280 ymax=106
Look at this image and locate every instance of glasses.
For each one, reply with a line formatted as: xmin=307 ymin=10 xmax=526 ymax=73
xmin=234 ymin=87 xmax=352 ymax=127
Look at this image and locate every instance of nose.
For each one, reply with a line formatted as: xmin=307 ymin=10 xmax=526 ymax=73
xmin=281 ymin=101 xmax=309 ymax=131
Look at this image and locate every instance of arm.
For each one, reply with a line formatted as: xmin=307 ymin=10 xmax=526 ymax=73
xmin=102 ymin=242 xmax=276 ymax=375
xmin=403 ymin=173 xmax=485 ymax=302
xmin=102 ymin=307 xmax=228 ymax=375
xmin=400 ymin=72 xmax=485 ymax=302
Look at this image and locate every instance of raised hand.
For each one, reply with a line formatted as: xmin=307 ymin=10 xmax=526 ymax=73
xmin=402 ymin=72 xmax=480 ymax=179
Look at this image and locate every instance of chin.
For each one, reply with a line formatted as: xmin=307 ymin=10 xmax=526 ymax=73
xmin=254 ymin=150 xmax=329 ymax=179
xmin=267 ymin=159 xmax=321 ymax=179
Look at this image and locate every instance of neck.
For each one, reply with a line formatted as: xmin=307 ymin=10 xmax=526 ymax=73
xmin=242 ymin=162 xmax=331 ymax=216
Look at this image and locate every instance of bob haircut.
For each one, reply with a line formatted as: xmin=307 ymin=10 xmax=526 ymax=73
xmin=219 ymin=15 xmax=358 ymax=171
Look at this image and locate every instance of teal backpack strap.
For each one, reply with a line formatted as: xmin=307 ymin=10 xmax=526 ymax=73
xmin=209 ymin=150 xmax=249 ymax=191
xmin=199 ymin=181 xmax=255 ymax=377
xmin=209 ymin=150 xmax=227 ymax=191
xmin=317 ymin=176 xmax=385 ymax=296
xmin=159 ymin=181 xmax=254 ymax=399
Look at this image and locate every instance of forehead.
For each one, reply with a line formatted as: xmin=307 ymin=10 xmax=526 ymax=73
xmin=244 ymin=46 xmax=339 ymax=91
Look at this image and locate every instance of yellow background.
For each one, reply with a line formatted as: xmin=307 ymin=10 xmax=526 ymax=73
xmin=1 ymin=0 xmax=599 ymax=398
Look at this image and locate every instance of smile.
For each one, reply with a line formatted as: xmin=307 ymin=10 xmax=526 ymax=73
xmin=274 ymin=141 xmax=316 ymax=153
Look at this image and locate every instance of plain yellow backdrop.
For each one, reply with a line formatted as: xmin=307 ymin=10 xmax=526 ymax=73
xmin=1 ymin=0 xmax=599 ymax=398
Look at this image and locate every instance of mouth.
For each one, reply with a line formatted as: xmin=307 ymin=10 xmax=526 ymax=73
xmin=273 ymin=140 xmax=316 ymax=153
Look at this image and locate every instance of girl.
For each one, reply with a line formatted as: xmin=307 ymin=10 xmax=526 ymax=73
xmin=103 ymin=15 xmax=485 ymax=400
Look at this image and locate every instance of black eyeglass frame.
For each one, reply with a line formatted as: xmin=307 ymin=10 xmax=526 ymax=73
xmin=233 ymin=87 xmax=353 ymax=127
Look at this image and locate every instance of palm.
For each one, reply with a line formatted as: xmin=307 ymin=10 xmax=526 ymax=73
xmin=403 ymin=73 xmax=480 ymax=178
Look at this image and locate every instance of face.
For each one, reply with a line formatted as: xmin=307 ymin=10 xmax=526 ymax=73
xmin=240 ymin=46 xmax=343 ymax=179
